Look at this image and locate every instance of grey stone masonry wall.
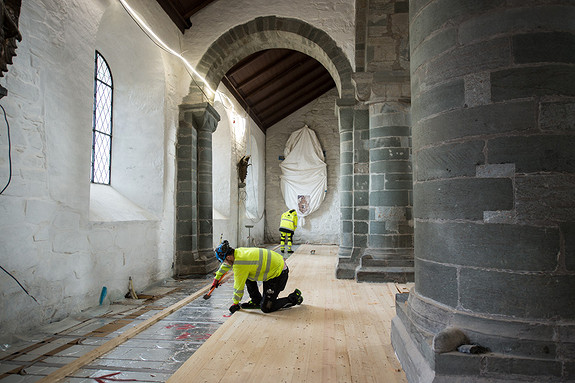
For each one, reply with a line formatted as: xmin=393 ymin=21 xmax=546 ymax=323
xmin=175 ymin=103 xmax=220 ymax=276
xmin=393 ymin=1 xmax=575 ymax=382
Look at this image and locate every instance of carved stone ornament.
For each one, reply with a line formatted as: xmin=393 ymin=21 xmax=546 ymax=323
xmin=0 ymin=0 xmax=22 ymax=97
xmin=237 ymin=155 xmax=251 ymax=185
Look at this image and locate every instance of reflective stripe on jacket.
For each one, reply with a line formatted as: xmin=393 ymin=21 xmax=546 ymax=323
xmin=231 ymin=247 xmax=285 ymax=304
xmin=279 ymin=210 xmax=298 ymax=232
xmin=215 ymin=262 xmax=231 ymax=281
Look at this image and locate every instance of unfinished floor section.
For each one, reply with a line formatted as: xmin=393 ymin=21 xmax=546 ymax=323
xmin=0 ymin=245 xmax=410 ymax=382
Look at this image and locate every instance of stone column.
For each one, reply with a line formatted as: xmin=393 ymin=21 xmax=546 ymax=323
xmin=392 ymin=1 xmax=575 ymax=381
xmin=357 ymin=100 xmax=414 ymax=283
xmin=175 ymin=102 xmax=220 ymax=276
xmin=336 ymin=98 xmax=361 ymax=279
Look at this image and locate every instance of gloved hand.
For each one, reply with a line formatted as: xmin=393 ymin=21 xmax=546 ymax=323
xmin=229 ymin=303 xmax=241 ymax=314
xmin=211 ymin=279 xmax=220 ymax=289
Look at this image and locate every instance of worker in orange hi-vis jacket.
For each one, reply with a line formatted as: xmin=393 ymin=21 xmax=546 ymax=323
xmin=279 ymin=209 xmax=298 ymax=253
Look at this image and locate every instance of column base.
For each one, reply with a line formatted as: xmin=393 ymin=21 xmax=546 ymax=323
xmin=391 ymin=292 xmax=572 ymax=382
xmin=356 ymin=248 xmax=414 ymax=283
xmin=336 ymin=246 xmax=362 ymax=279
xmin=174 ymin=250 xmax=219 ymax=277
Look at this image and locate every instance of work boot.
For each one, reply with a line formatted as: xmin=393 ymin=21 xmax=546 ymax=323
xmin=287 ymin=250 xmax=294 ymax=254
xmin=240 ymin=300 xmax=260 ymax=309
xmin=289 ymin=289 xmax=303 ymax=305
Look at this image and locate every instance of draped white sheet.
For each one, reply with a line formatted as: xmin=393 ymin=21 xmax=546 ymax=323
xmin=279 ymin=125 xmax=327 ymax=225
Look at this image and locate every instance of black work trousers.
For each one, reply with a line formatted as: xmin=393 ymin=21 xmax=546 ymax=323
xmin=245 ymin=267 xmax=295 ymax=313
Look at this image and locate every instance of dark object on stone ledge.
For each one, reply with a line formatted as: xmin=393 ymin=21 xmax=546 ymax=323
xmin=457 ymin=344 xmax=490 ymax=354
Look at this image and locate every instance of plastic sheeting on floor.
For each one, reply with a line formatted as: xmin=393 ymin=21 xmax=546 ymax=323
xmin=279 ymin=125 xmax=327 ymax=225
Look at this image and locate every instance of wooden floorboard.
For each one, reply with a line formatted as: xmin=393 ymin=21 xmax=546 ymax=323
xmin=168 ymin=244 xmax=411 ymax=383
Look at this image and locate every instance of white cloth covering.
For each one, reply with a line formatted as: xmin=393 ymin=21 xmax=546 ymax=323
xmin=279 ymin=125 xmax=327 ymax=225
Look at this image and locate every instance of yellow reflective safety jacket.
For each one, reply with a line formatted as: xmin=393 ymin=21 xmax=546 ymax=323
xmin=279 ymin=210 xmax=298 ymax=232
xmin=215 ymin=247 xmax=285 ymax=304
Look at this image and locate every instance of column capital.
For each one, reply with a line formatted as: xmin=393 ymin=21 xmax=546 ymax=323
xmin=183 ymin=102 xmax=221 ymax=133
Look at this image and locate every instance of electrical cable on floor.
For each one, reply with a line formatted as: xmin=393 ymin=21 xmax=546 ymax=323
xmin=0 ymin=104 xmax=11 ymax=195
xmin=0 ymin=265 xmax=38 ymax=303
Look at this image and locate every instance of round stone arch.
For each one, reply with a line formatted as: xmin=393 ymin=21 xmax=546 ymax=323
xmin=174 ymin=16 xmax=355 ymax=277
xmin=189 ymin=16 xmax=355 ymax=104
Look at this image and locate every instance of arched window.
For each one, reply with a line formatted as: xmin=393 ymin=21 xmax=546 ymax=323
xmin=91 ymin=51 xmax=113 ymax=184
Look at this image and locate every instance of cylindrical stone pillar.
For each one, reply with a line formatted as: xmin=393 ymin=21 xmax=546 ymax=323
xmin=392 ymin=1 xmax=575 ymax=381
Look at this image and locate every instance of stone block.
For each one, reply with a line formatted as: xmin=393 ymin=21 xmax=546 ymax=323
xmin=371 ymin=190 xmax=410 ymax=207
xmin=476 ymin=163 xmax=515 ymax=178
xmin=354 ymin=174 xmax=369 ymax=190
xmin=458 ymin=6 xmax=575 ymax=45
xmin=411 ymin=27 xmax=457 ymax=73
xmin=488 ymin=136 xmax=575 ymax=173
xmin=354 ymin=221 xmax=368 ymax=235
xmin=414 ymin=178 xmax=513 ymax=220
xmin=354 ymin=207 xmax=369 ymax=221
xmin=491 ymin=65 xmax=575 ymax=102
xmin=563 ymin=222 xmax=575 ymax=271
xmin=414 ymin=37 xmax=510 ymax=91
xmin=340 ymin=174 xmax=353 ymax=190
xmin=353 ymin=235 xmax=368 ymax=249
xmin=416 ymin=257 xmax=458 ymax=307
xmin=514 ymin=32 xmax=575 ymax=64
xmin=484 ymin=354 xmax=563 ymax=378
xmin=412 ymin=79 xmax=464 ymax=124
xmin=370 ymin=136 xmax=401 ymax=148
xmin=354 ymin=190 xmax=369 ymax=206
xmin=370 ymin=147 xmax=410 ymax=162
xmin=371 ymin=125 xmax=410 ymax=138
xmin=342 ymin=220 xmax=353 ymax=233
xmin=459 ymin=269 xmax=575 ymax=319
xmin=515 ymin=175 xmax=575 ymax=225
xmin=410 ymin=0 xmax=505 ymax=55
xmin=370 ymin=159 xmax=412 ymax=174
xmin=540 ymin=101 xmax=575 ymax=132
xmin=415 ymin=221 xmax=560 ymax=271
xmin=413 ymin=101 xmax=535 ymax=148
xmin=434 ymin=352 xmax=482 ymax=376
xmin=415 ymin=141 xmax=484 ymax=181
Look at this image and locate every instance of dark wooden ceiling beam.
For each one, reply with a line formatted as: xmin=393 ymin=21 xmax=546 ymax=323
xmin=182 ymin=0 xmax=221 ymax=19
xmin=257 ymin=73 xmax=335 ymax=124
xmin=156 ymin=0 xmax=193 ymax=32
xmin=242 ymin=58 xmax=321 ymax=103
xmin=260 ymin=85 xmax=335 ymax=128
xmin=232 ymin=51 xmax=302 ymax=89
xmin=249 ymin=64 xmax=330 ymax=108
xmin=227 ymin=50 xmax=282 ymax=78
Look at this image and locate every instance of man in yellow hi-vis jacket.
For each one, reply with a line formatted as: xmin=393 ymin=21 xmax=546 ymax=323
xmin=211 ymin=240 xmax=303 ymax=314
xmin=279 ymin=209 xmax=298 ymax=253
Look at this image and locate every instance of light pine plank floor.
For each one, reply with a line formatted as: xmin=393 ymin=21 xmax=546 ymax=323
xmin=168 ymin=244 xmax=411 ymax=383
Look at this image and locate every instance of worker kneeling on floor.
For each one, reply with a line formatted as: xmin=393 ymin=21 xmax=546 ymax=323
xmin=212 ymin=240 xmax=303 ymax=314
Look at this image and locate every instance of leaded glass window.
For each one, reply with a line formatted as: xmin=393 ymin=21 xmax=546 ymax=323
xmin=91 ymin=51 xmax=113 ymax=184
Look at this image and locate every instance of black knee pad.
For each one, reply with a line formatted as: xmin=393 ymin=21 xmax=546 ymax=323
xmin=261 ymin=301 xmax=274 ymax=313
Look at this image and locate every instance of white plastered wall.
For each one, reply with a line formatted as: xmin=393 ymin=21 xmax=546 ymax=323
xmin=0 ymin=0 xmax=186 ymax=342
xmin=212 ymin=85 xmax=266 ymax=250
